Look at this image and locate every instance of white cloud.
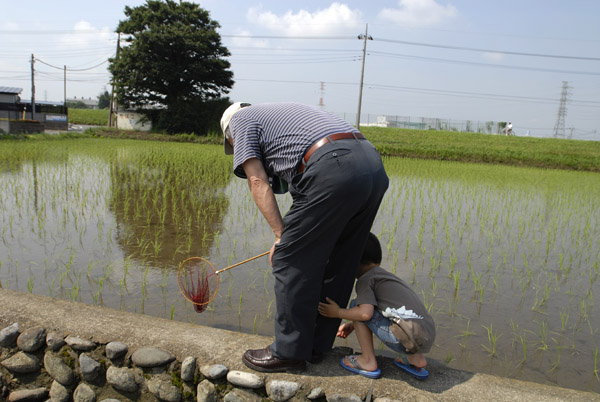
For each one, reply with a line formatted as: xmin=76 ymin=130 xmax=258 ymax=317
xmin=378 ymin=0 xmax=458 ymax=27
xmin=482 ymin=52 xmax=504 ymax=62
xmin=59 ymin=20 xmax=112 ymax=49
xmin=247 ymin=3 xmax=363 ymax=36
xmin=2 ymin=22 xmax=19 ymax=30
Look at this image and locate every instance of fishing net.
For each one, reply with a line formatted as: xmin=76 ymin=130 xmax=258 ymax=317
xmin=177 ymin=251 xmax=269 ymax=313
xmin=177 ymin=257 xmax=219 ymax=313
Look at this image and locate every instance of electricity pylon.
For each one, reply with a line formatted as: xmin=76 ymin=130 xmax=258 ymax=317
xmin=553 ymin=81 xmax=570 ymax=138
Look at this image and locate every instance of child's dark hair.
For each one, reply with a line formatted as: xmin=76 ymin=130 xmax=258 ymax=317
xmin=360 ymin=232 xmax=382 ymax=265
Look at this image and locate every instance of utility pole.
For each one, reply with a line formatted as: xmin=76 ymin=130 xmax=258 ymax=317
xmin=64 ymin=65 xmax=67 ymax=106
xmin=109 ymin=32 xmax=121 ymax=127
xmin=30 ymin=54 xmax=35 ymax=120
xmin=553 ymin=81 xmax=570 ymax=138
xmin=356 ymin=24 xmax=372 ymax=129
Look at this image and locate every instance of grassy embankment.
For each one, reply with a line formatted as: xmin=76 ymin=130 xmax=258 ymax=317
xmin=361 ymin=126 xmax=600 ymax=172
xmin=68 ymin=108 xmax=110 ymax=125
xmin=9 ymin=107 xmax=600 ymax=172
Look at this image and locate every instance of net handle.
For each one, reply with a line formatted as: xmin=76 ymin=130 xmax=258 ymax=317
xmin=216 ymin=251 xmax=269 ymax=274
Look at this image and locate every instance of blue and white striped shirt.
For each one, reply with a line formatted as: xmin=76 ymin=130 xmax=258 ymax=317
xmin=229 ymin=103 xmax=360 ymax=184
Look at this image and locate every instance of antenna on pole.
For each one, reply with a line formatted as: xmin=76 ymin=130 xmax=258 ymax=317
xmin=553 ymin=81 xmax=570 ymax=138
xmin=356 ymin=24 xmax=372 ymax=129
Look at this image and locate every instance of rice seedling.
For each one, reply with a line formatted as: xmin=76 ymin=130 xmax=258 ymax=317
xmin=482 ymin=324 xmax=501 ymax=357
xmin=594 ymin=347 xmax=599 ymax=381
xmin=456 ymin=320 xmax=476 ymax=349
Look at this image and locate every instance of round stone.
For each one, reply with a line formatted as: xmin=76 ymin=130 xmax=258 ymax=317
xmin=1 ymin=351 xmax=41 ymax=373
xmin=266 ymin=380 xmax=299 ymax=402
xmin=200 ymin=364 xmax=228 ymax=379
xmin=147 ymin=375 xmax=182 ymax=402
xmin=73 ymin=383 xmax=96 ymax=402
xmin=105 ymin=341 xmax=128 ymax=360
xmin=79 ymin=354 xmax=103 ymax=383
xmin=197 ymin=379 xmax=217 ymax=402
xmin=17 ymin=326 xmax=46 ymax=352
xmin=46 ymin=332 xmax=66 ymax=352
xmin=226 ymin=370 xmax=263 ymax=389
xmin=106 ymin=366 xmax=139 ymax=393
xmin=131 ymin=346 xmax=174 ymax=368
xmin=50 ymin=380 xmax=71 ymax=402
xmin=44 ymin=352 xmax=75 ymax=385
xmin=64 ymin=336 xmax=96 ymax=351
xmin=181 ymin=356 xmax=196 ymax=382
xmin=307 ymin=388 xmax=325 ymax=400
xmin=7 ymin=387 xmax=48 ymax=402
xmin=0 ymin=323 xmax=20 ymax=348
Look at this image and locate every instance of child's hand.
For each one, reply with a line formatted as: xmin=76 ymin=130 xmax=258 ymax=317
xmin=318 ymin=297 xmax=340 ymax=318
xmin=337 ymin=322 xmax=354 ymax=339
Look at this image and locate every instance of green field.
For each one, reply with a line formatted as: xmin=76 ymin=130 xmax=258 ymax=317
xmin=362 ymin=126 xmax=600 ymax=172
xmin=68 ymin=108 xmax=109 ymax=125
xmin=10 ymin=110 xmax=600 ymax=173
xmin=87 ymin=125 xmax=600 ymax=173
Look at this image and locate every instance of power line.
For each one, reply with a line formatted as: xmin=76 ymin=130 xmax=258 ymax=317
xmin=234 ymin=77 xmax=600 ymax=107
xmin=375 ymin=37 xmax=600 ymax=61
xmin=35 ymin=58 xmax=109 ymax=71
xmin=221 ymin=33 xmax=600 ymax=61
xmin=369 ymin=51 xmax=600 ymax=76
xmin=231 ymin=55 xmax=360 ymax=64
xmin=222 ymin=34 xmax=354 ymax=40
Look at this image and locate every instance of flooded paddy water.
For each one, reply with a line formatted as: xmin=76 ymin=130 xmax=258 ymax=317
xmin=1 ymin=138 xmax=599 ymax=393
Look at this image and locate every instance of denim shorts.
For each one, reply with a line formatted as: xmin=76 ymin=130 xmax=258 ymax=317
xmin=350 ymin=300 xmax=406 ymax=354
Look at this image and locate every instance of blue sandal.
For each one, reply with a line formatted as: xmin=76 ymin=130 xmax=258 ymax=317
xmin=393 ymin=355 xmax=429 ymax=380
xmin=340 ymin=355 xmax=381 ymax=379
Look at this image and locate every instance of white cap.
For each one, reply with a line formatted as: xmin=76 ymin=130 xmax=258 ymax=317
xmin=221 ymin=102 xmax=251 ymax=155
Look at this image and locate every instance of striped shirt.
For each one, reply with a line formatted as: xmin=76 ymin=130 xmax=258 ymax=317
xmin=229 ymin=103 xmax=360 ymax=185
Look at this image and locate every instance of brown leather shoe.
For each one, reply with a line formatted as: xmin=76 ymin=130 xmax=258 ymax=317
xmin=242 ymin=346 xmax=306 ymax=373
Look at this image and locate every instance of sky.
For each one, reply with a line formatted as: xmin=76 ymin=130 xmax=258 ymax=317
xmin=1 ymin=0 xmax=599 ymax=140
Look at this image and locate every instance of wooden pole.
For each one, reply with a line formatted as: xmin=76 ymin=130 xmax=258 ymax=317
xmin=31 ymin=54 xmax=35 ymax=120
xmin=109 ymin=32 xmax=121 ymax=127
xmin=356 ymin=24 xmax=371 ymax=129
xmin=64 ymin=65 xmax=67 ymax=106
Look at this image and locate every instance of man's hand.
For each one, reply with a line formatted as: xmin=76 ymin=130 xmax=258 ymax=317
xmin=269 ymin=238 xmax=280 ymax=266
xmin=318 ymin=297 xmax=341 ymax=318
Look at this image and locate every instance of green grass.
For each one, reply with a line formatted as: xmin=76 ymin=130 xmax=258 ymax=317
xmin=362 ymin=127 xmax=600 ymax=172
xmin=68 ymin=108 xmax=109 ymax=125
xmin=7 ymin=120 xmax=600 ymax=172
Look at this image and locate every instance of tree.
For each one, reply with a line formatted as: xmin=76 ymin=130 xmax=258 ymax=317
xmin=66 ymin=100 xmax=88 ymax=109
xmin=109 ymin=0 xmax=234 ymax=124
xmin=97 ymin=90 xmax=110 ymax=109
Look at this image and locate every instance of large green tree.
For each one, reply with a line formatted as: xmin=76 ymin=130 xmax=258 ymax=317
xmin=109 ymin=0 xmax=233 ymax=114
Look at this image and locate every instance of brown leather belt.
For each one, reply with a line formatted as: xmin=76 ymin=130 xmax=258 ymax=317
xmin=298 ymin=132 xmax=365 ymax=174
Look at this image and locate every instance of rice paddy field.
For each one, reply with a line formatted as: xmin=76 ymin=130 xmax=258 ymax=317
xmin=0 ymin=137 xmax=599 ymax=393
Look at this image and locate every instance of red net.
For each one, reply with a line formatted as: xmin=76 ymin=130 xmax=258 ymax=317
xmin=177 ymin=257 xmax=219 ymax=313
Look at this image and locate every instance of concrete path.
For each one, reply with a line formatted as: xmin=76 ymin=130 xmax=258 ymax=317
xmin=1 ymin=288 xmax=598 ymax=401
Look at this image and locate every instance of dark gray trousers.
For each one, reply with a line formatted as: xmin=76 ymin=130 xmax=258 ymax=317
xmin=270 ymin=138 xmax=389 ymax=360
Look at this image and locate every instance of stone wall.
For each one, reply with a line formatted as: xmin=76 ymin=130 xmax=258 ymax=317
xmin=0 ymin=322 xmax=341 ymax=402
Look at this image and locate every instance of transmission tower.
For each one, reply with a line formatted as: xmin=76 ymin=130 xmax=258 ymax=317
xmin=317 ymin=82 xmax=325 ymax=108
xmin=553 ymin=81 xmax=571 ymax=138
